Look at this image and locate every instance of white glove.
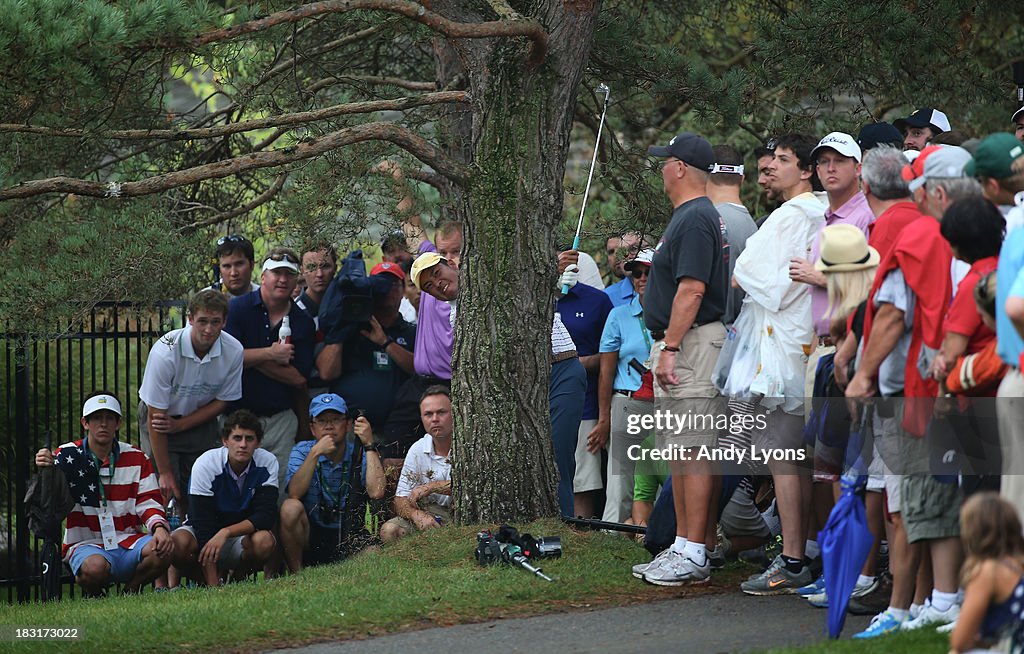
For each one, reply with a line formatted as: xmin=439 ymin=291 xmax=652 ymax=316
xmin=558 ymin=264 xmax=579 ymax=292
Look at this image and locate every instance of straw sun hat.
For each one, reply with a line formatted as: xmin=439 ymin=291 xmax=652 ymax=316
xmin=814 ymin=224 xmax=880 ymax=272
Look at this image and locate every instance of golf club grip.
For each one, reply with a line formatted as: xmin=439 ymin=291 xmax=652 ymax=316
xmin=561 ymin=235 xmax=581 ymax=295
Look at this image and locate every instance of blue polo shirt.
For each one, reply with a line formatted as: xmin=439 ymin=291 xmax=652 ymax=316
xmin=286 ymin=439 xmax=367 ymax=529
xmin=558 ymin=283 xmax=613 ymax=419
xmin=997 ymin=228 xmax=1024 ymax=366
xmin=225 ymin=289 xmax=316 ymax=415
xmin=605 ymin=277 xmax=636 ymax=308
xmin=599 ymin=295 xmax=653 ymax=392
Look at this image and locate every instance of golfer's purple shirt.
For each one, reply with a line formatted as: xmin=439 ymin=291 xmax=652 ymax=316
xmin=413 ymin=241 xmax=453 ymax=379
xmin=810 ymin=191 xmax=874 ymax=336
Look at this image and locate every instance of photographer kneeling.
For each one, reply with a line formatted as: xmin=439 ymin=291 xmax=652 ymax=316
xmin=279 ymin=394 xmax=385 ymax=572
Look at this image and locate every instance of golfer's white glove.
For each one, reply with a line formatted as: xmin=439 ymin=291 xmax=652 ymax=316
xmin=558 ymin=264 xmax=579 ymax=291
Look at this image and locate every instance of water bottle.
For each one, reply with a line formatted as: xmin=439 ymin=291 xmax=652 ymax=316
xmin=278 ymin=315 xmax=292 ymax=344
xmin=166 ymin=498 xmax=181 ymax=530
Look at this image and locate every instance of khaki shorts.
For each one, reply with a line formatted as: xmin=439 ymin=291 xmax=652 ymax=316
xmin=651 ymin=322 xmax=726 ymax=450
xmin=383 ymin=502 xmax=452 ymax=535
xmin=901 ymin=474 xmax=962 ymax=543
xmin=573 ymin=419 xmax=603 ymax=493
xmin=176 ymin=525 xmax=249 ymax=571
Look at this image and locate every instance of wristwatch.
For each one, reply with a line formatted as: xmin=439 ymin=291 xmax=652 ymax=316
xmin=659 ymin=342 xmax=680 ymax=353
xmin=363 ymin=442 xmax=380 ymax=453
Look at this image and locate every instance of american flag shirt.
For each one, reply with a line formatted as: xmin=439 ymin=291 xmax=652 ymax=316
xmin=53 ymin=438 xmax=168 ymax=561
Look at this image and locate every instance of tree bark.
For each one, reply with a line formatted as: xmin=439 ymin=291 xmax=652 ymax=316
xmin=442 ymin=0 xmax=601 ymax=523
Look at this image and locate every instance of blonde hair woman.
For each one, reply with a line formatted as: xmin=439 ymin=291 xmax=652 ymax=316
xmin=815 ymin=223 xmax=880 ymax=340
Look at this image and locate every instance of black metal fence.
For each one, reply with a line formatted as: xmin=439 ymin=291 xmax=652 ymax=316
xmin=1 ymin=301 xmax=185 ymax=603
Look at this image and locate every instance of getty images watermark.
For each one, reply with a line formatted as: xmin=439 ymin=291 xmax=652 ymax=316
xmin=624 ymin=409 xmax=808 ymax=464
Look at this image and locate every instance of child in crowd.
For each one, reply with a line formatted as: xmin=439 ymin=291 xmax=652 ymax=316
xmin=948 ymin=493 xmax=1024 ymax=653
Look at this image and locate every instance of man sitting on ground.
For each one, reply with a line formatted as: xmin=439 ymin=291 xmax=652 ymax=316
xmin=33 ymin=392 xmax=173 ymax=595
xmin=171 ymin=410 xmax=278 ymax=585
xmin=279 ymin=394 xmax=386 ymax=572
xmin=379 ymin=386 xmax=454 ymax=542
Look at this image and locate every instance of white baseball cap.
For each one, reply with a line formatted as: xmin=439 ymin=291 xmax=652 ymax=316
xmin=811 ymin=132 xmax=862 ymax=163
xmin=82 ymin=394 xmax=122 ymax=418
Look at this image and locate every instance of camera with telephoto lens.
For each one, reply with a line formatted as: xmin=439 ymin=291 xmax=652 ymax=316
xmin=475 ymin=531 xmax=503 ymax=565
xmin=493 ymin=524 xmax=562 ymax=559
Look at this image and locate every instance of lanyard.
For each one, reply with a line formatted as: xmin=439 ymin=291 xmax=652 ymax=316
xmin=85 ymin=438 xmax=117 ymax=507
xmin=315 ymin=459 xmax=347 ymax=508
xmin=636 ymin=314 xmax=652 ymax=351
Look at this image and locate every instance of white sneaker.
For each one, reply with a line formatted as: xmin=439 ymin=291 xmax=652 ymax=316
xmin=642 ymin=549 xmax=711 ymax=586
xmin=936 ymin=620 xmax=957 ymax=634
xmin=632 ymin=548 xmax=672 ymax=579
xmin=902 ymin=602 xmax=959 ymax=630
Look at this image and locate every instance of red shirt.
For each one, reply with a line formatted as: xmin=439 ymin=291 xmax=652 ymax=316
xmin=944 ymin=256 xmax=998 ymax=355
xmin=868 ymin=201 xmax=922 ymax=262
xmin=863 ymin=215 xmax=952 ymax=437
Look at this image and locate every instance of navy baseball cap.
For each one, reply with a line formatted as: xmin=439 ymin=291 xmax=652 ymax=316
xmin=647 ymin=132 xmax=715 ymax=172
xmin=309 ymin=393 xmax=348 ymax=417
xmin=857 ymin=122 xmax=904 ymax=151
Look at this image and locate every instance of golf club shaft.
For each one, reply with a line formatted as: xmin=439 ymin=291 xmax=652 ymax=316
xmin=562 ymin=84 xmax=611 ymax=295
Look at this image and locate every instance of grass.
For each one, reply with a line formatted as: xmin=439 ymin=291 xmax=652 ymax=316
xmin=760 ymin=628 xmax=947 ymax=653
xmin=1 ymin=521 xmax=950 ymax=653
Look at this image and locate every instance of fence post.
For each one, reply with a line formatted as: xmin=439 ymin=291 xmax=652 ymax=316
xmin=14 ymin=337 xmax=30 ymax=602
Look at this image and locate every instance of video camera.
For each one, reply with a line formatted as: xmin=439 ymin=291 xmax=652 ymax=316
xmin=474 ymin=524 xmax=561 ymax=582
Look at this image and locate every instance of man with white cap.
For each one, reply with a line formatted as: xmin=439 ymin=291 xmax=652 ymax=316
xmin=225 ymin=246 xmax=316 ymax=495
xmin=893 ymin=107 xmax=952 ymax=151
xmin=410 ymin=250 xmax=587 ymax=517
xmin=791 ymin=132 xmax=874 ymax=388
xmin=1013 ymin=106 xmax=1024 ymax=143
xmin=785 ymin=131 xmax=875 ymax=600
xmin=34 ymin=391 xmax=173 ymax=595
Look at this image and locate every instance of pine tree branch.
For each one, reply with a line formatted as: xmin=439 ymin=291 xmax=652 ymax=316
xmin=185 ymin=0 xmax=548 ymax=67
xmin=0 ymin=91 xmax=467 ymax=140
xmin=180 ymin=172 xmax=290 ymax=232
xmin=307 ymin=75 xmax=438 ymax=93
xmin=0 ymin=122 xmax=470 ymax=201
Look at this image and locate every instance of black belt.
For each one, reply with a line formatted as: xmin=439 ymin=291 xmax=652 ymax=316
xmin=650 ymin=324 xmax=708 ymax=341
xmin=614 ymin=389 xmax=652 ymax=400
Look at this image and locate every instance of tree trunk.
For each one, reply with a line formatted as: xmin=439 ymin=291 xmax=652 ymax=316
xmin=438 ymin=0 xmax=601 ymax=523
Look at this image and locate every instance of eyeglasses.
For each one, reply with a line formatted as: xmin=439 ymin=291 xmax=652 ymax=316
xmin=217 ymin=234 xmax=247 ymax=246
xmin=314 ymin=414 xmax=346 ymax=426
xmin=630 ymin=267 xmax=650 ymax=279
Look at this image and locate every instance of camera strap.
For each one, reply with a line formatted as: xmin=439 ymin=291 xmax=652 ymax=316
xmin=315 ymin=460 xmax=347 ymax=510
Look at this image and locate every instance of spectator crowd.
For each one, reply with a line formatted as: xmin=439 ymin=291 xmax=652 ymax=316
xmin=30 ymin=102 xmax=1024 ymax=651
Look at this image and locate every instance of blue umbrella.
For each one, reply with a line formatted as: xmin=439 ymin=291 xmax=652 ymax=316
xmin=818 ymin=409 xmax=874 ymax=638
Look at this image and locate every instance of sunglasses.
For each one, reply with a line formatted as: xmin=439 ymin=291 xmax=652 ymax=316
xmin=217 ymin=234 xmax=247 ymax=246
xmin=630 ymin=266 xmax=651 ymax=279
xmin=268 ymin=252 xmax=299 ymax=264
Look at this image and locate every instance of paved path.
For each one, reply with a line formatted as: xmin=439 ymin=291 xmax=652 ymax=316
xmin=274 ymin=592 xmax=874 ymax=654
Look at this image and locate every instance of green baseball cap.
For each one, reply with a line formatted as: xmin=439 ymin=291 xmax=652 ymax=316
xmin=965 ymin=132 xmax=1024 ymax=179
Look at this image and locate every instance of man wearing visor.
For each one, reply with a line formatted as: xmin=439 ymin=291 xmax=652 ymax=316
xmin=225 ymin=246 xmax=316 ymax=495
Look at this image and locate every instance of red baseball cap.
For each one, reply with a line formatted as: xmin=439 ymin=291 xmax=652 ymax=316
xmin=370 ymin=261 xmax=405 ymax=281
